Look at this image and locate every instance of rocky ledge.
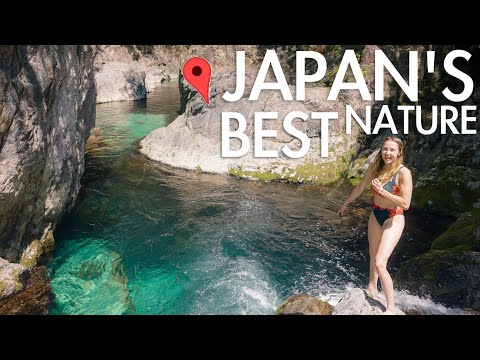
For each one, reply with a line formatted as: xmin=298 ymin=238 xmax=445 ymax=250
xmin=276 ymin=288 xmax=405 ymax=315
xmin=140 ymin=46 xmax=379 ymax=185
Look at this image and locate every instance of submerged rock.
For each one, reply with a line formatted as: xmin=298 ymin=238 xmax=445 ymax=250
xmin=50 ymin=241 xmax=134 ymax=315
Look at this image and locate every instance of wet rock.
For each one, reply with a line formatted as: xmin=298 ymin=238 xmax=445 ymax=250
xmin=50 ymin=242 xmax=134 ymax=315
xmin=333 ymin=288 xmax=405 ymax=315
xmin=0 ymin=258 xmax=25 ymax=300
xmin=276 ymin=294 xmax=333 ymax=315
xmin=396 ymin=250 xmax=480 ymax=311
xmin=0 ymin=266 xmax=52 ymax=315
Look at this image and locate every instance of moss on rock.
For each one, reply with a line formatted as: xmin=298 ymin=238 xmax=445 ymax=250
xmin=0 ymin=260 xmax=25 ymax=300
xmin=20 ymin=240 xmax=43 ymax=269
xmin=347 ymin=156 xmax=368 ymax=186
xmin=229 ymin=162 xmax=340 ymax=185
xmin=276 ymin=294 xmax=333 ymax=315
xmin=228 ymin=158 xmax=350 ymax=185
xmin=229 ymin=166 xmax=281 ymax=182
xmin=431 ymin=210 xmax=480 ymax=251
xmin=395 ymin=249 xmax=480 ymax=310
xmin=414 ymin=166 xmax=480 ymax=213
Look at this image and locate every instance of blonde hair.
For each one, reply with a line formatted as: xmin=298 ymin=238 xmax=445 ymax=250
xmin=372 ymin=136 xmax=404 ymax=184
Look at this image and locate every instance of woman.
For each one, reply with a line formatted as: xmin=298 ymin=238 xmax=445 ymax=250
xmin=338 ymin=136 xmax=413 ymax=315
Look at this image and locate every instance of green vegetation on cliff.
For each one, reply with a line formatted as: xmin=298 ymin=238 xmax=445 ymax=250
xmin=414 ymin=166 xmax=480 ymax=213
xmin=431 ymin=210 xmax=480 ymax=251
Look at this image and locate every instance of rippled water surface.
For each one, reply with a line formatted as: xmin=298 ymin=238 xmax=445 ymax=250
xmin=48 ymin=82 xmax=459 ymax=314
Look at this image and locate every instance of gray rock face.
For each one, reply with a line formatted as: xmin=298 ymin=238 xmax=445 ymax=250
xmin=332 ymin=288 xmax=405 ymax=315
xmin=94 ymin=46 xmax=182 ymax=103
xmin=0 ymin=45 xmax=96 ymax=262
xmin=140 ymin=46 xmax=374 ymax=184
xmin=95 ymin=61 xmax=148 ymax=103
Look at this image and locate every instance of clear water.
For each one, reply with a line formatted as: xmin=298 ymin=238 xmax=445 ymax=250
xmin=48 ymin=82 xmax=461 ymax=315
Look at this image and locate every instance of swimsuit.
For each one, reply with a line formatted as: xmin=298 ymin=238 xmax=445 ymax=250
xmin=371 ymin=165 xmax=405 ymax=226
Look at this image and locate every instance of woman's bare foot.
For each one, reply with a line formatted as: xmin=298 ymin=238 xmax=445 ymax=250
xmin=382 ymin=309 xmax=396 ymax=315
xmin=365 ymin=287 xmax=378 ymax=298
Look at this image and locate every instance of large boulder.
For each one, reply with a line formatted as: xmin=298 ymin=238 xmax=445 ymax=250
xmin=140 ymin=46 xmax=376 ymax=184
xmin=276 ymin=294 xmax=333 ymax=315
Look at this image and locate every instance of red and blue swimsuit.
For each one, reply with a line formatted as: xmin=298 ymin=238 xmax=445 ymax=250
xmin=371 ymin=165 xmax=405 ymax=226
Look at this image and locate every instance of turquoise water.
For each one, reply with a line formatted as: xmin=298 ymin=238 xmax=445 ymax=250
xmin=48 ymin=82 xmax=450 ymax=314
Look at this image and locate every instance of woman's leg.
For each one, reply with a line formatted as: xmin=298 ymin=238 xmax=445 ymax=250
xmin=367 ymin=212 xmax=383 ymax=295
xmin=375 ymin=215 xmax=405 ymax=314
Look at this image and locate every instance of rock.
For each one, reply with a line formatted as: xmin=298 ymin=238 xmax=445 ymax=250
xmin=50 ymin=242 xmax=134 ymax=315
xmin=140 ymin=46 xmax=372 ymax=185
xmin=0 ymin=266 xmax=52 ymax=315
xmin=395 ymin=250 xmax=480 ymax=311
xmin=332 ymin=288 xmax=405 ymax=315
xmin=0 ymin=45 xmax=96 ymax=262
xmin=414 ymin=166 xmax=480 ymax=213
xmin=95 ymin=62 xmax=147 ymax=103
xmin=145 ymin=69 xmax=169 ymax=92
xmin=430 ymin=210 xmax=480 ymax=251
xmin=0 ymin=258 xmax=25 ymax=300
xmin=276 ymin=294 xmax=333 ymax=315
xmin=94 ymin=45 xmax=183 ymax=103
xmin=1 ymin=224 xmax=54 ymax=302
xmin=403 ymin=308 xmax=426 ymax=315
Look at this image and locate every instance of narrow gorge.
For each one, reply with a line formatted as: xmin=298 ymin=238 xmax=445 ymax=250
xmin=1 ymin=45 xmax=479 ymax=314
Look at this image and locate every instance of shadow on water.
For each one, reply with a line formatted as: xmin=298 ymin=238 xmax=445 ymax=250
xmin=49 ymin=81 xmax=457 ymax=315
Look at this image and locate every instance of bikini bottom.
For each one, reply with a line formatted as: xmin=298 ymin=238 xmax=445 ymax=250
xmin=372 ymin=202 xmax=404 ymax=226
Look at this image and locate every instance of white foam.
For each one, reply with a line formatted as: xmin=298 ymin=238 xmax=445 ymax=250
xmin=394 ymin=290 xmax=469 ymax=315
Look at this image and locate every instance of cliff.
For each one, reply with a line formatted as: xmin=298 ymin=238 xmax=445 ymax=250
xmin=0 ymin=45 xmax=96 ymax=301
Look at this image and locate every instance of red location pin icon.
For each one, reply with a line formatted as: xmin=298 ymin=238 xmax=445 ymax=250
xmin=183 ymin=57 xmax=212 ymax=105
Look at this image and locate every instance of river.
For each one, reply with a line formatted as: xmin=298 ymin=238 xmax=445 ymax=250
xmin=48 ymin=82 xmax=464 ymax=315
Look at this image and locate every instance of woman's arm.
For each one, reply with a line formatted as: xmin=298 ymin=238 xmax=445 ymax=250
xmin=338 ymin=163 xmax=374 ymax=216
xmin=379 ymin=167 xmax=413 ymax=210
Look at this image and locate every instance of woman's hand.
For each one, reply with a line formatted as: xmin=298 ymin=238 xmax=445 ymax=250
xmin=371 ymin=178 xmax=383 ymax=195
xmin=338 ymin=202 xmax=349 ymax=216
